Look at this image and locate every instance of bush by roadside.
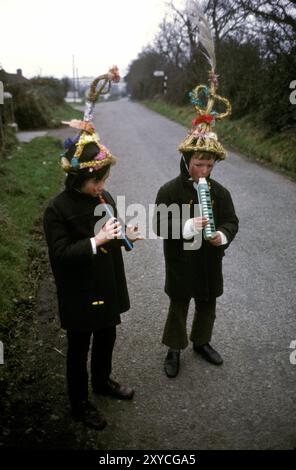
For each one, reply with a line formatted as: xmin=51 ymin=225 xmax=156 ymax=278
xmin=0 ymin=103 xmax=82 ymax=161
xmin=6 ymin=81 xmax=83 ymax=131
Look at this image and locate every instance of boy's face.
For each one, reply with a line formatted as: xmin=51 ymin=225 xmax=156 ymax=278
xmin=188 ymin=154 xmax=215 ymax=181
xmin=81 ymin=171 xmax=110 ymax=197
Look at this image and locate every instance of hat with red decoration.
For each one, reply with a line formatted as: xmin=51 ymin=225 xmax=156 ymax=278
xmin=178 ymin=4 xmax=231 ymax=160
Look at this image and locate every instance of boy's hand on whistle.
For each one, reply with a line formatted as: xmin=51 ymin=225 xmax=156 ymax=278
xmin=193 ymin=216 xmax=208 ymax=231
xmin=208 ymin=232 xmax=222 ymax=246
xmin=95 ymin=217 xmax=122 ymax=246
xmin=125 ymin=224 xmax=144 ymax=242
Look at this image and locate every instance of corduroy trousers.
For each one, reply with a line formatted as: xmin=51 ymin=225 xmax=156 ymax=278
xmin=162 ymin=298 xmax=216 ymax=349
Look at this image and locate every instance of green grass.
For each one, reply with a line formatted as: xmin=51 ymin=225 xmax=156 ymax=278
xmin=0 ymin=104 xmax=82 ymax=316
xmin=144 ymin=100 xmax=296 ymax=179
xmin=0 ymin=136 xmax=64 ymax=326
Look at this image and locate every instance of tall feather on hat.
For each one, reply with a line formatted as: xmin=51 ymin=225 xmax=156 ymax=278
xmin=178 ymin=1 xmax=231 ymax=160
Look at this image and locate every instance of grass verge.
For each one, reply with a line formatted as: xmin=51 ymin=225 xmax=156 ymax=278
xmin=0 ymin=136 xmax=64 ymax=350
xmin=144 ymin=99 xmax=296 ymax=180
xmin=0 ymin=135 xmax=69 ymax=444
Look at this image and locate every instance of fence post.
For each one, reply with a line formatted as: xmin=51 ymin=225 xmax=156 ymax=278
xmin=0 ymin=341 xmax=4 ymax=365
xmin=164 ymin=75 xmax=168 ymax=95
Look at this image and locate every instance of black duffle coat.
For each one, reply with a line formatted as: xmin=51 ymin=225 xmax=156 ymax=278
xmin=43 ymin=188 xmax=130 ymax=331
xmin=154 ymin=166 xmax=239 ymax=301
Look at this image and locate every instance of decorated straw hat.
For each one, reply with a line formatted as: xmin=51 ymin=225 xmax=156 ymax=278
xmin=178 ymin=3 xmax=231 ymax=160
xmin=60 ymin=66 xmax=120 ymax=173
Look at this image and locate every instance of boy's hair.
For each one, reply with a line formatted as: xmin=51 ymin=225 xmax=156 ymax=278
xmin=64 ymin=142 xmax=111 ymax=190
xmin=190 ymin=151 xmax=217 ymax=161
xmin=65 ymin=163 xmax=110 ymax=190
xmin=182 ymin=151 xmax=217 ymax=166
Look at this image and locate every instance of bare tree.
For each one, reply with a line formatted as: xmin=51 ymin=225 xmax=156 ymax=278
xmin=204 ymin=0 xmax=249 ymax=44
xmin=239 ymin=0 xmax=296 ymax=34
xmin=169 ymin=0 xmax=249 ymax=48
xmin=154 ymin=16 xmax=189 ymax=69
xmin=237 ymin=0 xmax=296 ymax=55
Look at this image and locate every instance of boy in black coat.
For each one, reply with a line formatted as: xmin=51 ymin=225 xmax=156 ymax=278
xmin=154 ymin=72 xmax=238 ymax=378
xmin=44 ymin=129 xmax=141 ymax=430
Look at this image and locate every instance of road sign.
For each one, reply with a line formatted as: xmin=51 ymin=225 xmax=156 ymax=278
xmin=153 ymin=71 xmax=165 ymax=77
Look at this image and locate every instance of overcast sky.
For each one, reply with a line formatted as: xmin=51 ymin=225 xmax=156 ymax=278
xmin=0 ymin=0 xmax=184 ymax=79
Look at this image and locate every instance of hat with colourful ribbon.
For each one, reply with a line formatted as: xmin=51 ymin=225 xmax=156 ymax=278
xmin=60 ymin=66 xmax=120 ymax=173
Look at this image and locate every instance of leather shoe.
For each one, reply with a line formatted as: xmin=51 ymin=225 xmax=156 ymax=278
xmin=164 ymin=350 xmax=180 ymax=378
xmin=71 ymin=400 xmax=107 ymax=430
xmin=193 ymin=343 xmax=223 ymax=365
xmin=94 ymin=378 xmax=134 ymax=400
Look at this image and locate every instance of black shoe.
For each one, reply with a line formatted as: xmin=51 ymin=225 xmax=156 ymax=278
xmin=71 ymin=400 xmax=107 ymax=430
xmin=94 ymin=378 xmax=134 ymax=400
xmin=164 ymin=350 xmax=180 ymax=378
xmin=193 ymin=343 xmax=223 ymax=366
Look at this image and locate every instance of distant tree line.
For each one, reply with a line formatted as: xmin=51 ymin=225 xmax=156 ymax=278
xmin=126 ymin=0 xmax=296 ymax=133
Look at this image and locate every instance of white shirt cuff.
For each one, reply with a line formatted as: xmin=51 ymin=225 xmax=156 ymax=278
xmin=183 ymin=221 xmax=228 ymax=245
xmin=183 ymin=218 xmax=199 ymax=240
xmin=90 ymin=237 xmax=97 ymax=254
xmin=217 ymin=231 xmax=228 ymax=245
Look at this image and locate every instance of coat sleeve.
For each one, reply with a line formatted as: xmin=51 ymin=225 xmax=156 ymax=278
xmin=217 ymin=188 xmax=239 ymax=246
xmin=43 ymin=204 xmax=93 ymax=267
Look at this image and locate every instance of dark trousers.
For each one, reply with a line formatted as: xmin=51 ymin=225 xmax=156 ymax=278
xmin=66 ymin=326 xmax=116 ymax=406
xmin=162 ymin=298 xmax=216 ymax=350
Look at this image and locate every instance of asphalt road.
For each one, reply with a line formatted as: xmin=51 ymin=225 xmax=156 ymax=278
xmin=73 ymin=98 xmax=295 ymax=450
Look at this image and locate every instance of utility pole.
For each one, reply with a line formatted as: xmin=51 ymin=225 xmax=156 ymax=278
xmin=76 ymin=67 xmax=79 ymax=101
xmin=72 ymin=55 xmax=76 ymax=103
